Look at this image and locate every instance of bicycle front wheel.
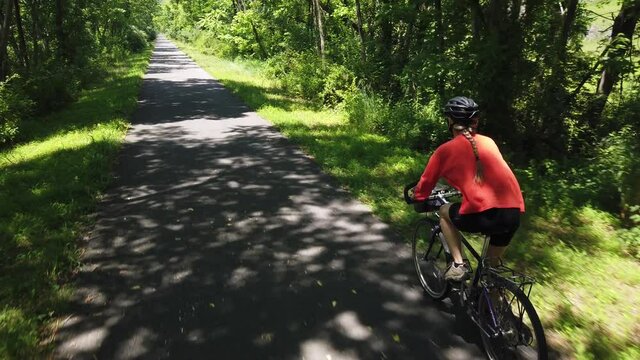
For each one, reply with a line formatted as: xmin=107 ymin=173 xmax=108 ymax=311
xmin=412 ymin=219 xmax=451 ymax=300
xmin=477 ymin=277 xmax=548 ymax=360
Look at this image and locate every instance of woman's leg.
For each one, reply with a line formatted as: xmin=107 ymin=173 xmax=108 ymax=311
xmin=439 ymin=203 xmax=465 ymax=264
xmin=485 ymin=210 xmax=519 ymax=266
xmin=487 ymin=245 xmax=507 ymax=267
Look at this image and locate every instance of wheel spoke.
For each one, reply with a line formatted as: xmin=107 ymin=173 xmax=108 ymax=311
xmin=412 ymin=220 xmax=450 ymax=300
xmin=478 ymin=280 xmax=547 ymax=360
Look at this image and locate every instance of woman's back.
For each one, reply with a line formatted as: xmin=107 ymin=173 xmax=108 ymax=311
xmin=432 ymin=134 xmax=524 ymax=214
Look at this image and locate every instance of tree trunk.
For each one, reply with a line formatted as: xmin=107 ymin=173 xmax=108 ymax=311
xmin=13 ymin=0 xmax=28 ymax=68
xmin=558 ymin=0 xmax=579 ymax=61
xmin=435 ymin=0 xmax=445 ymax=98
xmin=236 ymin=0 xmax=268 ymax=59
xmin=377 ymin=0 xmax=394 ymax=91
xmin=586 ymin=1 xmax=640 ymax=129
xmin=395 ymin=2 xmax=419 ymax=79
xmin=27 ymin=0 xmax=39 ymax=66
xmin=0 ymin=0 xmax=15 ymax=81
xmin=478 ymin=0 xmax=523 ymax=148
xmin=510 ymin=0 xmax=522 ymax=22
xmin=55 ymin=0 xmax=66 ymax=61
xmin=520 ymin=0 xmax=542 ymax=29
xmin=8 ymin=21 xmax=18 ymax=55
xmin=469 ymin=0 xmax=485 ymax=40
xmin=355 ymin=0 xmax=365 ymax=62
xmin=597 ymin=3 xmax=640 ymax=96
xmin=312 ymin=0 xmax=325 ymax=61
xmin=250 ymin=22 xmax=268 ymax=59
xmin=537 ymin=0 xmax=579 ymax=154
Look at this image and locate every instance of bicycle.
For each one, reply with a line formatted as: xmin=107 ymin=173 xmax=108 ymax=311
xmin=403 ymin=181 xmax=548 ymax=360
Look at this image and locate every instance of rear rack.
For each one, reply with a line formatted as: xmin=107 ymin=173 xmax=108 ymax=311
xmin=485 ymin=262 xmax=535 ymax=297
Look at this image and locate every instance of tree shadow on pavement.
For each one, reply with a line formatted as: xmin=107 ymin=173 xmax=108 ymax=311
xmin=54 ymin=123 xmax=485 ymax=359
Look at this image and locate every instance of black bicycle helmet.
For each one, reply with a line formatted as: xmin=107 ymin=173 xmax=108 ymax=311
xmin=443 ymin=96 xmax=479 ymax=123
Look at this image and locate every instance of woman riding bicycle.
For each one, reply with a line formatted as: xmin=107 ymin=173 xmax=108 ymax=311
xmin=412 ymin=96 xmax=524 ymax=281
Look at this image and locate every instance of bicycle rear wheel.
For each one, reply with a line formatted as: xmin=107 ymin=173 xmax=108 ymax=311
xmin=412 ymin=219 xmax=451 ymax=300
xmin=477 ymin=276 xmax=548 ymax=360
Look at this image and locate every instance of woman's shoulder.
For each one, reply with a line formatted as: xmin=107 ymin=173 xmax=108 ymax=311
xmin=475 ymin=133 xmax=497 ymax=145
xmin=475 ymin=133 xmax=493 ymax=141
xmin=436 ymin=137 xmax=460 ymax=151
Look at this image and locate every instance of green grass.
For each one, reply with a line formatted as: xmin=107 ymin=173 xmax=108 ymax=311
xmin=176 ymin=40 xmax=640 ymax=359
xmin=0 ymin=48 xmax=151 ymax=359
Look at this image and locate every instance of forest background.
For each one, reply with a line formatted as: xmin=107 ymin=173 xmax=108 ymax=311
xmin=0 ymin=0 xmax=639 ymax=358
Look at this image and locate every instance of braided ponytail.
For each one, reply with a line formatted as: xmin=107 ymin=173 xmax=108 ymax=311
xmin=461 ymin=128 xmax=484 ymax=183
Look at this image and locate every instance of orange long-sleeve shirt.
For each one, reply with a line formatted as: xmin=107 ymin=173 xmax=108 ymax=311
xmin=414 ymin=134 xmax=524 ymax=214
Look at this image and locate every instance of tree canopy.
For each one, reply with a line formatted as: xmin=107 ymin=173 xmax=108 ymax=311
xmin=0 ymin=0 xmax=158 ymax=145
xmin=156 ymin=0 xmax=639 ymax=158
xmin=156 ymin=0 xmax=640 ymax=220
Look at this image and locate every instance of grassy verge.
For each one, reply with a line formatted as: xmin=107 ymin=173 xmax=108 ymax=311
xmin=0 ymin=48 xmax=151 ymax=359
xmin=175 ymin=40 xmax=640 ymax=359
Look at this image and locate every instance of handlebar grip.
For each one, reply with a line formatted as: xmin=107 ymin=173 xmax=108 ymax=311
xmin=403 ymin=181 xmax=419 ymax=204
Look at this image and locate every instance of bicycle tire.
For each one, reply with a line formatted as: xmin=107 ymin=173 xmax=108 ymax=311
xmin=412 ymin=219 xmax=451 ymax=300
xmin=477 ymin=275 xmax=548 ymax=360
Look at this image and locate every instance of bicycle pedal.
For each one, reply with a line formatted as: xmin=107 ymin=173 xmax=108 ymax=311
xmin=449 ymin=275 xmax=470 ymax=286
xmin=449 ymin=280 xmax=469 ymax=291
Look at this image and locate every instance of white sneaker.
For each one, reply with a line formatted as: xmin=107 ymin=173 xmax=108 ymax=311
xmin=444 ymin=262 xmax=469 ymax=281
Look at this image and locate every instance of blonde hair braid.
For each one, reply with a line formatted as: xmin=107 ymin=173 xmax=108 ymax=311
xmin=461 ymin=128 xmax=484 ymax=183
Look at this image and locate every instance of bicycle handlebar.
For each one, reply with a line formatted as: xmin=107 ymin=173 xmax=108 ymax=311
xmin=403 ymin=181 xmax=419 ymax=204
xmin=404 ymin=181 xmax=461 ymax=204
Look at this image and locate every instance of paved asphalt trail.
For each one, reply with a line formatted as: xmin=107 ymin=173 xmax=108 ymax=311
xmin=54 ymin=36 xmax=485 ymax=360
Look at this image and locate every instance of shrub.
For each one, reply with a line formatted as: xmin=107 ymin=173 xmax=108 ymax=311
xmin=126 ymin=25 xmax=149 ymax=53
xmin=0 ymin=308 xmax=39 ymax=359
xmin=193 ymin=31 xmax=236 ymax=58
xmin=594 ymin=126 xmax=640 ymax=213
xmin=25 ymin=67 xmax=80 ymax=114
xmin=412 ymin=99 xmax=449 ymax=149
xmin=343 ymin=90 xmax=446 ymax=149
xmin=145 ymin=27 xmax=157 ymax=42
xmin=321 ymin=64 xmax=356 ymax=106
xmin=0 ymin=75 xmax=33 ymax=146
xmin=193 ymin=31 xmax=216 ymax=55
xmin=616 ymin=206 xmax=640 ymax=259
xmin=342 ymin=89 xmax=384 ymax=130
xmin=267 ymin=51 xmax=325 ymax=101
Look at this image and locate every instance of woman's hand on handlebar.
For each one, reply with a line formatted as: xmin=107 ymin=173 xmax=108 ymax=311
xmin=403 ymin=181 xmax=419 ymax=204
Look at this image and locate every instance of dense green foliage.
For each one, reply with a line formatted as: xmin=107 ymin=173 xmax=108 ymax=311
xmin=0 ymin=0 xmax=158 ymax=146
xmin=0 ymin=47 xmax=151 ymax=359
xmin=156 ymin=0 xmax=640 ymax=222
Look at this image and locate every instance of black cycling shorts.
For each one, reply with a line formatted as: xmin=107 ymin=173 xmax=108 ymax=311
xmin=448 ymin=203 xmax=521 ymax=247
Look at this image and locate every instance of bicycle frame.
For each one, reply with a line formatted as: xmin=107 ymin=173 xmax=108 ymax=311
xmin=426 ymin=193 xmax=491 ymax=290
xmin=425 ymin=194 xmax=513 ymax=338
xmin=407 ymin=183 xmax=547 ymax=357
xmin=425 ymin=191 xmax=534 ymax=292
